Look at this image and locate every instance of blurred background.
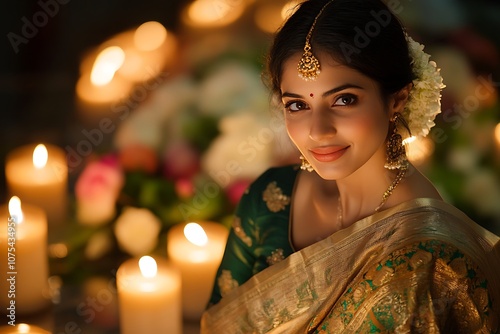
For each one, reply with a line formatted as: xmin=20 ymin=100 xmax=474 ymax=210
xmin=0 ymin=0 xmax=499 ymax=332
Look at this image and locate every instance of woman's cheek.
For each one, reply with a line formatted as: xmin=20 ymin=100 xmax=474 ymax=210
xmin=285 ymin=120 xmax=306 ymax=147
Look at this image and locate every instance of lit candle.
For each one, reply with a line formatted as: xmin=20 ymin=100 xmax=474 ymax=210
xmin=76 ymin=22 xmax=177 ymax=124
xmin=167 ymin=221 xmax=228 ymax=320
xmin=117 ymin=256 xmax=182 ymax=334
xmin=0 ymin=323 xmax=50 ymax=334
xmin=76 ymin=46 xmax=131 ymax=103
xmin=5 ymin=143 xmax=67 ymax=226
xmin=0 ymin=197 xmax=50 ymax=315
xmin=118 ymin=21 xmax=176 ymax=83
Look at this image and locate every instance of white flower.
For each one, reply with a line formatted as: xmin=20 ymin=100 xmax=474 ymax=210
xmin=197 ymin=62 xmax=269 ymax=117
xmin=113 ymin=107 xmax=163 ymax=151
xmin=114 ymin=75 xmax=198 ymax=151
xmin=403 ymin=36 xmax=446 ymax=138
xmin=201 ymin=111 xmax=276 ymax=187
xmin=114 ymin=207 xmax=162 ymax=256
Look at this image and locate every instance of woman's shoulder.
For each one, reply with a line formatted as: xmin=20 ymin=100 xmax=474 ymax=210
xmin=388 ymin=165 xmax=442 ymax=209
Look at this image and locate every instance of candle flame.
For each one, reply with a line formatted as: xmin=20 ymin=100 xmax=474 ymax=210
xmin=33 ymin=144 xmax=48 ymax=169
xmin=184 ymin=222 xmax=208 ymax=247
xmin=139 ymin=256 xmax=157 ymax=278
xmin=90 ymin=46 xmax=125 ymax=86
xmin=134 ymin=21 xmax=167 ymax=51
xmin=18 ymin=324 xmax=31 ymax=333
xmin=8 ymin=196 xmax=24 ymax=224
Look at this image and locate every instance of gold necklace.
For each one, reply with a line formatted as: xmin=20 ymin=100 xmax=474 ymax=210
xmin=337 ymin=166 xmax=408 ymax=226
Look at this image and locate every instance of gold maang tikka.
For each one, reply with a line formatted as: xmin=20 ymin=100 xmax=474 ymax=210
xmin=297 ymin=0 xmax=335 ymax=81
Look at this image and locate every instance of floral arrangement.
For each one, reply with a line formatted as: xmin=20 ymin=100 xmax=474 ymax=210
xmin=61 ymin=55 xmax=296 ymax=277
xmin=402 ymin=35 xmax=446 ymax=139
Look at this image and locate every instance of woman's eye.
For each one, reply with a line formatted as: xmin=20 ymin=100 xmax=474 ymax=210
xmin=285 ymin=101 xmax=308 ymax=112
xmin=334 ymin=95 xmax=357 ymax=106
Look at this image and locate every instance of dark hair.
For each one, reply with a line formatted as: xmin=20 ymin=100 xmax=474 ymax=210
xmin=266 ymin=0 xmax=413 ymax=99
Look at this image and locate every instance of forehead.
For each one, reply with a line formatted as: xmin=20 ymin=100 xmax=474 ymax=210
xmin=280 ymin=53 xmax=377 ymax=94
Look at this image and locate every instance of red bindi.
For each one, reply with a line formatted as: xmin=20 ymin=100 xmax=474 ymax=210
xmin=309 ymin=93 xmax=314 ymax=97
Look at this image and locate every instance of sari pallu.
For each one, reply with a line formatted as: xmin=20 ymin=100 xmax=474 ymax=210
xmin=201 ymin=198 xmax=500 ymax=333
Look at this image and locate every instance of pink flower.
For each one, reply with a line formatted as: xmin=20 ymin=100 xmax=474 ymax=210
xmin=75 ymin=156 xmax=124 ymax=225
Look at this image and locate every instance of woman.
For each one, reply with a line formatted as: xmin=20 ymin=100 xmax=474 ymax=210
xmin=202 ymin=0 xmax=500 ymax=332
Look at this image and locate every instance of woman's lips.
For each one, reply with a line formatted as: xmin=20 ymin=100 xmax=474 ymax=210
xmin=310 ymin=146 xmax=349 ymax=162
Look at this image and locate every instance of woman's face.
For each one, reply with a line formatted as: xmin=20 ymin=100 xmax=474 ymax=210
xmin=280 ymin=53 xmax=391 ymax=180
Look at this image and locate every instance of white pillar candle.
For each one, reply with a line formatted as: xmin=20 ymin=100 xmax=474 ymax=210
xmin=0 ymin=197 xmax=50 ymax=315
xmin=5 ymin=143 xmax=67 ymax=226
xmin=167 ymin=221 xmax=228 ymax=320
xmin=117 ymin=256 xmax=182 ymax=334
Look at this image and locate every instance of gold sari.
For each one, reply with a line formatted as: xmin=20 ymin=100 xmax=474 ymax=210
xmin=201 ymin=198 xmax=500 ymax=333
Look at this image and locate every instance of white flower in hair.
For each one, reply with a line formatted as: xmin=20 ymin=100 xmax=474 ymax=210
xmin=402 ymin=36 xmax=446 ymax=139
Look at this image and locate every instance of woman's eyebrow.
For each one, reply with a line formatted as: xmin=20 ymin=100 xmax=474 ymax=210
xmin=321 ymin=84 xmax=364 ymax=98
xmin=281 ymin=83 xmax=364 ymax=99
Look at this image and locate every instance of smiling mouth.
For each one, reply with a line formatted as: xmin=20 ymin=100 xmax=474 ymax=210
xmin=310 ymin=146 xmax=349 ymax=162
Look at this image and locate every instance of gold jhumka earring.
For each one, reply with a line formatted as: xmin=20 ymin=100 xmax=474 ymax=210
xmin=300 ymin=155 xmax=314 ymax=172
xmin=297 ymin=0 xmax=335 ymax=81
xmin=373 ymin=113 xmax=410 ymax=212
xmin=384 ymin=112 xmax=409 ymax=170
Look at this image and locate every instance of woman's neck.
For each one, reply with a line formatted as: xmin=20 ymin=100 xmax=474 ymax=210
xmin=317 ymin=153 xmax=398 ymax=227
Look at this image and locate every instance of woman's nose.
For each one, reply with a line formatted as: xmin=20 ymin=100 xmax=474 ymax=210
xmin=308 ymin=109 xmax=337 ymax=142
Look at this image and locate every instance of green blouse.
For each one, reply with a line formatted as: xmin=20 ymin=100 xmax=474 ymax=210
xmin=207 ymin=165 xmax=300 ymax=307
